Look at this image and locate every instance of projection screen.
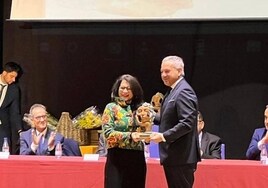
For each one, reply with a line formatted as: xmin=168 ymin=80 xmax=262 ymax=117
xmin=10 ymin=0 xmax=268 ymax=21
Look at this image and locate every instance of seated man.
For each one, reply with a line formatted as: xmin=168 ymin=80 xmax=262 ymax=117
xmin=20 ymin=104 xmax=64 ymax=155
xmin=198 ymin=111 xmax=222 ymax=159
xmin=246 ymin=105 xmax=268 ymax=160
xmin=96 ymin=132 xmax=107 ymax=157
xmin=62 ymin=138 xmax=82 ymax=156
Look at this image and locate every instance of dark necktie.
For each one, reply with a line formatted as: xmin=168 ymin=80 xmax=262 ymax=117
xmin=163 ymin=88 xmax=172 ymax=101
xmin=0 ymin=84 xmax=7 ymax=99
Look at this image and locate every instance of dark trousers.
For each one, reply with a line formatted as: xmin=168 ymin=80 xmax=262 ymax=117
xmin=105 ymin=148 xmax=146 ymax=188
xmin=163 ymin=163 xmax=197 ymax=188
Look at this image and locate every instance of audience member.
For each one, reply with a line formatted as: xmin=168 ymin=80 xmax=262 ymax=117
xmin=96 ymin=132 xmax=107 ymax=157
xmin=102 ymin=74 xmax=146 ymax=188
xmin=198 ymin=111 xmax=222 ymax=159
xmin=62 ymin=138 xmax=82 ymax=156
xmin=150 ymin=55 xmax=200 ymax=188
xmin=246 ymin=105 xmax=268 ymax=160
xmin=0 ymin=62 xmax=23 ymax=154
xmin=20 ymin=104 xmax=64 ymax=155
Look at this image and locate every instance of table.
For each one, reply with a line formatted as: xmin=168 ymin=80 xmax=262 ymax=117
xmin=194 ymin=159 xmax=268 ymax=188
xmin=0 ymin=155 xmax=166 ymax=188
xmin=1 ymin=156 xmax=268 ymax=188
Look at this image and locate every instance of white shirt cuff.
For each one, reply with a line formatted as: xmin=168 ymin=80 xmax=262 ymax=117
xmin=161 ymin=133 xmax=166 ymax=142
xmin=258 ymin=140 xmax=264 ymax=150
xmin=31 ymin=143 xmax=38 ymax=152
xmin=48 ymin=145 xmax=55 ymax=151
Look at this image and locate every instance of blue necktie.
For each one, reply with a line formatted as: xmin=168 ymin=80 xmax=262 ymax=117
xmin=38 ymin=135 xmax=44 ymax=155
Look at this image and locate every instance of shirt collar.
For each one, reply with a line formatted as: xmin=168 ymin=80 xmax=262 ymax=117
xmin=170 ymin=76 xmax=183 ymax=90
xmin=0 ymin=75 xmax=7 ymax=86
xmin=198 ymin=131 xmax=203 ymax=147
xmin=35 ymin=127 xmax=48 ymax=136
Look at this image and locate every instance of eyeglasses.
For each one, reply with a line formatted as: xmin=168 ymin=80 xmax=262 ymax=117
xmin=119 ymin=87 xmax=131 ymax=91
xmin=33 ymin=115 xmax=47 ymax=121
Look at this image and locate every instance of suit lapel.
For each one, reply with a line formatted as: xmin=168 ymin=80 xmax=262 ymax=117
xmin=161 ymin=79 xmax=185 ymax=113
xmin=1 ymin=84 xmax=15 ymax=107
xmin=161 ymin=88 xmax=171 ymax=108
xmin=201 ymin=132 xmax=209 ymax=152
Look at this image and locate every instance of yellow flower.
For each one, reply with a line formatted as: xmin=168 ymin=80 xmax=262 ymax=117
xmin=72 ymin=106 xmax=102 ymax=129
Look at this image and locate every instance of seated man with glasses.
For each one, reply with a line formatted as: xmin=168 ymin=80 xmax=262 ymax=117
xmin=20 ymin=104 xmax=64 ymax=155
xmin=198 ymin=111 xmax=223 ymax=159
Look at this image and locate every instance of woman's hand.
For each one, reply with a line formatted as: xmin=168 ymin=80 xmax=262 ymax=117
xmin=131 ymin=132 xmax=141 ymax=142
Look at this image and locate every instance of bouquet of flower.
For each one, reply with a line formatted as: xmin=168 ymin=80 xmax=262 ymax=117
xmin=72 ymin=106 xmax=102 ymax=129
xmin=47 ymin=113 xmax=59 ymax=130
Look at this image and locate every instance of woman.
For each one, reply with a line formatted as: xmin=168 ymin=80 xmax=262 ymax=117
xmin=102 ymin=74 xmax=146 ymax=188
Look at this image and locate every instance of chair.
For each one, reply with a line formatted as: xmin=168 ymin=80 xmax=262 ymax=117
xmin=62 ymin=138 xmax=82 ymax=156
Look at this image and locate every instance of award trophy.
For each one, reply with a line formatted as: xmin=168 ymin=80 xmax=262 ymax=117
xmin=135 ymin=102 xmax=156 ymax=138
xmin=150 ymin=92 xmax=164 ymax=114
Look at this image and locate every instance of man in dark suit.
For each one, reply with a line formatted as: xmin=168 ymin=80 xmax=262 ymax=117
xmin=151 ymin=55 xmax=201 ymax=188
xmin=0 ymin=62 xmax=23 ymax=154
xmin=20 ymin=104 xmax=64 ymax=155
xmin=197 ymin=111 xmax=222 ymax=159
xmin=246 ymin=105 xmax=268 ymax=160
xmin=62 ymin=138 xmax=82 ymax=156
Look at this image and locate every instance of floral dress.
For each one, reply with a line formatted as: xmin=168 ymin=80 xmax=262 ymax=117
xmin=102 ymin=100 xmax=144 ymax=151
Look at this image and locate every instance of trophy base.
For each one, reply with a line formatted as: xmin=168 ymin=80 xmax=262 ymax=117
xmin=140 ymin=132 xmax=152 ymax=138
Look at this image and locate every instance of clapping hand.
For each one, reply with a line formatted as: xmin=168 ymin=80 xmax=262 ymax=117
xmin=48 ymin=131 xmax=56 ymax=148
xmin=31 ymin=129 xmax=43 ymax=145
xmin=261 ymin=131 xmax=268 ymax=144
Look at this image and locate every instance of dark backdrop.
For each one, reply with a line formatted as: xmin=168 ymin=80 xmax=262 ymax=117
xmin=2 ymin=1 xmax=268 ymax=159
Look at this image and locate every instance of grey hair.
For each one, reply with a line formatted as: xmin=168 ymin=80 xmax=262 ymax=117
xmin=162 ymin=55 xmax=185 ymax=76
xmin=29 ymin=104 xmax=47 ymax=115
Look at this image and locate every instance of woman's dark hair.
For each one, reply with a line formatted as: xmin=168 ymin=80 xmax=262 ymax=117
xmin=111 ymin=74 xmax=144 ymax=110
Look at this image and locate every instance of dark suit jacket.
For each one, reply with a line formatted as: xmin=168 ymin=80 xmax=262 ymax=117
xmin=20 ymin=128 xmax=64 ymax=155
xmin=246 ymin=127 xmax=267 ymax=160
xmin=0 ymin=83 xmax=22 ymax=154
xmin=158 ymin=78 xmax=201 ymax=166
xmin=200 ymin=131 xmax=222 ymax=159
xmin=62 ymin=138 xmax=82 ymax=156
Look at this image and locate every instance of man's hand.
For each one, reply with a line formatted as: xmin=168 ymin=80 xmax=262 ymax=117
xmin=48 ymin=131 xmax=56 ymax=148
xmin=261 ymin=131 xmax=268 ymax=144
xmin=31 ymin=129 xmax=42 ymax=145
xmin=131 ymin=132 xmax=141 ymax=142
xmin=150 ymin=132 xmax=165 ymax=143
